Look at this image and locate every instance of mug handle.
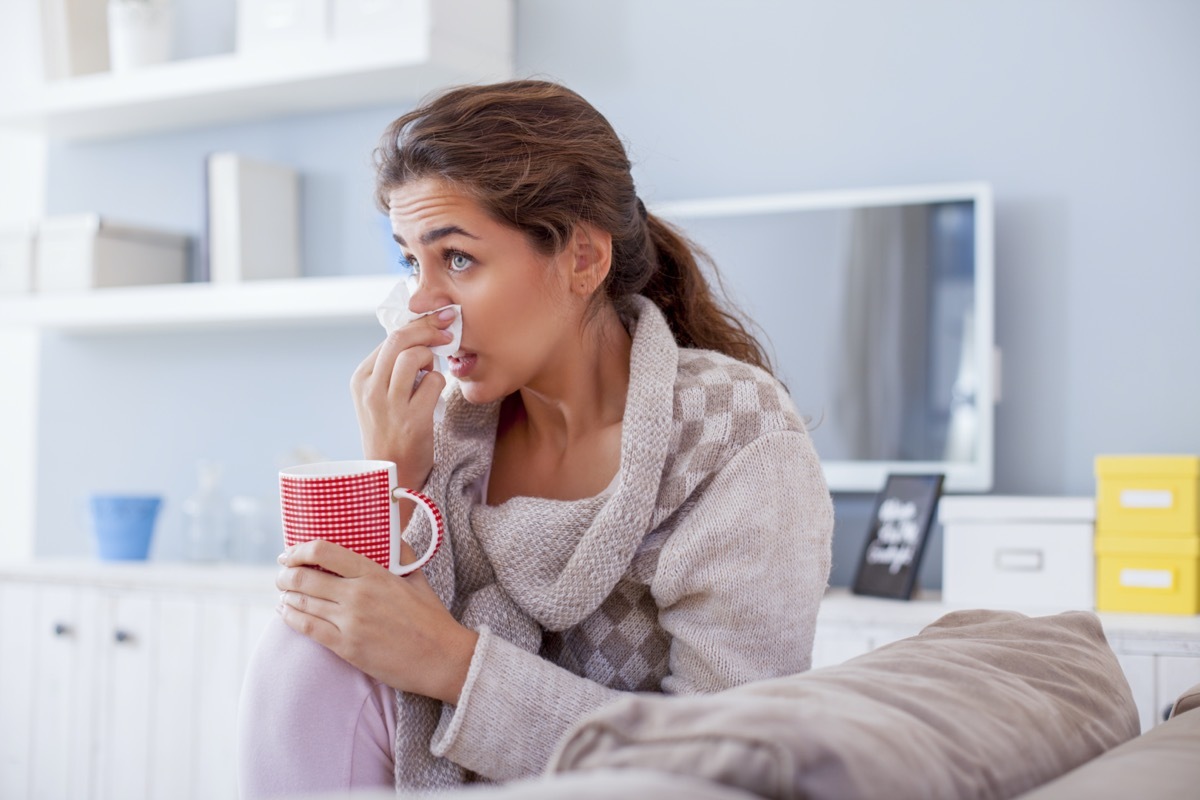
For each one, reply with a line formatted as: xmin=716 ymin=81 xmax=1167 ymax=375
xmin=390 ymin=488 xmax=445 ymax=576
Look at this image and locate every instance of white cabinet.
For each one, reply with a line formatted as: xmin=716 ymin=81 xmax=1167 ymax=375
xmin=813 ymin=588 xmax=1200 ymax=733
xmin=1158 ymin=655 xmax=1200 ymax=719
xmin=1115 ymin=653 xmax=1158 ymax=733
xmin=0 ymin=581 xmax=36 ymax=798
xmin=95 ymin=590 xmax=155 ymax=800
xmin=29 ymin=583 xmax=96 ymax=799
xmin=0 ymin=562 xmax=277 ymax=799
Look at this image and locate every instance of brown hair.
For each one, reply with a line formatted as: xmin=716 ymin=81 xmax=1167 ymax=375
xmin=374 ymin=79 xmax=773 ymax=375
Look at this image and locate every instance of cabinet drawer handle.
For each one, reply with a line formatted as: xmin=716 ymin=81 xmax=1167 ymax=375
xmin=53 ymin=622 xmax=72 ymax=637
xmin=113 ymin=630 xmax=134 ymax=644
xmin=994 ymin=548 xmax=1044 ymax=572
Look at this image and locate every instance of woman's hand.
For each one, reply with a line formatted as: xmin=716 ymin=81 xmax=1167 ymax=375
xmin=351 ymin=308 xmax=457 ymax=488
xmin=276 ymin=538 xmax=478 ymax=705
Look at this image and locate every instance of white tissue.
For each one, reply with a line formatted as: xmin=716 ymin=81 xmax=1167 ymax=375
xmin=376 ymin=280 xmax=462 ymax=422
xmin=376 ymin=280 xmax=463 ymax=356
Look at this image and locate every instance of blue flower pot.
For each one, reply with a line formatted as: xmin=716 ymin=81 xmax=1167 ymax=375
xmin=89 ymin=495 xmax=162 ymax=561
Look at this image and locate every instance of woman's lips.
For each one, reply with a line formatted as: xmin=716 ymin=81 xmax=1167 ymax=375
xmin=448 ymin=352 xmax=477 ymax=379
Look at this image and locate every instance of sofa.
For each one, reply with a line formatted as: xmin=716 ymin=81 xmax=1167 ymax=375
xmin=354 ymin=609 xmax=1200 ymax=799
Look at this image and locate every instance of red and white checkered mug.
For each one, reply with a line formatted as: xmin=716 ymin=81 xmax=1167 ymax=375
xmin=279 ymin=460 xmax=444 ymax=576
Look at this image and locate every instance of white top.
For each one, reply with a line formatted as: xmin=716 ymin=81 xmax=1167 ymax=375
xmin=470 ymin=466 xmax=620 ymax=506
xmin=938 ymin=495 xmax=1095 ymax=523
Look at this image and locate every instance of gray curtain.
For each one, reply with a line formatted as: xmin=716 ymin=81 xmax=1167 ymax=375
xmin=833 ymin=207 xmax=930 ymax=459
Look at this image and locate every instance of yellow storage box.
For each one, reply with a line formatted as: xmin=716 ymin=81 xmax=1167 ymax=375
xmin=1095 ymin=536 xmax=1200 ymax=615
xmin=1095 ymin=455 xmax=1200 ymax=537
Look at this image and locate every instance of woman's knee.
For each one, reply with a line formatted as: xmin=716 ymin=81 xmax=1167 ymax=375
xmin=242 ymin=617 xmax=373 ymax=722
xmin=238 ymin=618 xmax=397 ymax=797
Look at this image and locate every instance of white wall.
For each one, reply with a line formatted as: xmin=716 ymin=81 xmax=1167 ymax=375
xmin=0 ymin=0 xmax=47 ymax=559
xmin=0 ymin=0 xmax=48 ymax=222
xmin=0 ymin=328 xmax=40 ymax=561
xmin=514 ymin=0 xmax=1200 ymax=493
xmin=24 ymin=1 xmax=1200 ymax=584
xmin=514 ymin=0 xmax=1200 ymax=584
xmin=0 ymin=126 xmax=46 ymax=560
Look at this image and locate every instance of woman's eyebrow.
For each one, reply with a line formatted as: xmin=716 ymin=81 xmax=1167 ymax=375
xmin=393 ymin=226 xmax=480 ymax=248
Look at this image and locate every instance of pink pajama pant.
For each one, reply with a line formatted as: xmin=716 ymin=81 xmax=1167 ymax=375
xmin=237 ymin=617 xmax=398 ymax=799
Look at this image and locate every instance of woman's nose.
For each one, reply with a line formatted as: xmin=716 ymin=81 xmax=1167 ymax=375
xmin=405 ymin=273 xmax=453 ymax=315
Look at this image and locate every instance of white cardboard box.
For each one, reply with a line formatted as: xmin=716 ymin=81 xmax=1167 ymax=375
xmin=0 ymin=224 xmax=36 ymax=294
xmin=205 ymin=152 xmax=300 ymax=283
xmin=330 ymin=0 xmax=426 ymax=42
xmin=41 ymin=0 xmax=111 ymax=80
xmin=940 ymin=495 xmax=1095 ymax=611
xmin=36 ymin=215 xmax=189 ymax=292
xmin=236 ymin=0 xmax=329 ymax=53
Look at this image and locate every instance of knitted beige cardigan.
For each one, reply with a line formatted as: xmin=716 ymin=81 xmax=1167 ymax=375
xmin=396 ymin=297 xmax=833 ymax=790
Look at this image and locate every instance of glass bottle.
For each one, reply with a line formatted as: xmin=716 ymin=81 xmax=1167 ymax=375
xmin=182 ymin=461 xmax=228 ymax=562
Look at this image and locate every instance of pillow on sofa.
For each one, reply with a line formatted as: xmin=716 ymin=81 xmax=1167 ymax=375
xmin=549 ymin=609 xmax=1139 ymax=800
xmin=1013 ymin=684 xmax=1200 ymax=799
xmin=1169 ymin=681 xmax=1200 ymax=717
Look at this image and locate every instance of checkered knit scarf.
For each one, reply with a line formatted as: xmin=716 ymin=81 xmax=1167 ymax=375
xmin=393 ymin=297 xmax=804 ymax=790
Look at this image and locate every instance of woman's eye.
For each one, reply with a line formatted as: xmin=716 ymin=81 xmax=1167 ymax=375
xmin=449 ymin=253 xmax=472 ymax=272
xmin=399 ymin=255 xmax=420 ymax=274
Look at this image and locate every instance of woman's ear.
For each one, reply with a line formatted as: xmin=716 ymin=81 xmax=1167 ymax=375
xmin=566 ymin=222 xmax=613 ymax=297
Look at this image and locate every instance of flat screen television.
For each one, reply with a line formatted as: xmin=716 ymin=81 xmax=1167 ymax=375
xmin=652 ymin=182 xmax=995 ymax=493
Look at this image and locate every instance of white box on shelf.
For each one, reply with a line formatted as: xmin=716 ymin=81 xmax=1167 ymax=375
xmin=0 ymin=224 xmax=36 ymax=294
xmin=330 ymin=0 xmax=426 ymax=43
xmin=36 ymin=215 xmax=188 ymax=292
xmin=940 ymin=495 xmax=1095 ymax=611
xmin=106 ymin=0 xmax=174 ymax=73
xmin=205 ymin=153 xmax=301 ymax=283
xmin=236 ymin=0 xmax=329 ymax=53
xmin=41 ymin=0 xmax=111 ymax=80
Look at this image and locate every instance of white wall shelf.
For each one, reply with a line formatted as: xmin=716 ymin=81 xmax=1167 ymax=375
xmin=0 ymin=0 xmax=512 ymax=140
xmin=0 ymin=274 xmax=399 ymax=332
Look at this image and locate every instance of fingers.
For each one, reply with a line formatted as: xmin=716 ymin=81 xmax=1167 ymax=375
xmin=279 ymin=539 xmax=378 ymax=583
xmin=375 ymin=316 xmax=455 ymax=375
xmin=398 ymin=360 xmax=448 ymax=416
xmin=278 ymin=589 xmax=339 ymax=620
xmin=277 ymin=602 xmax=341 ymax=645
xmin=386 ymin=344 xmax=436 ymax=403
xmin=368 ymin=340 xmax=449 ymax=410
xmin=275 ymin=564 xmax=340 ymax=604
xmin=350 ymin=340 xmax=386 ymax=395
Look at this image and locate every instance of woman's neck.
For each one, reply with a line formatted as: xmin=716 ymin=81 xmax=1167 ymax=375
xmin=506 ymin=303 xmax=632 ymax=453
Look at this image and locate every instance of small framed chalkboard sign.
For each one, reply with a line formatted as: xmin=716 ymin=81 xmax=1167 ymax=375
xmin=851 ymin=473 xmax=945 ymax=600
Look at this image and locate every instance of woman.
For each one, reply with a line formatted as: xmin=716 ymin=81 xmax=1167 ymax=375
xmin=238 ymin=80 xmax=832 ymax=797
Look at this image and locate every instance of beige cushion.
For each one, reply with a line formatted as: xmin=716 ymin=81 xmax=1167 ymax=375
xmin=1169 ymin=680 xmax=1200 ymax=717
xmin=1014 ymin=694 xmax=1200 ymax=799
xmin=306 ymin=770 xmax=757 ymax=800
xmin=550 ymin=609 xmax=1139 ymax=800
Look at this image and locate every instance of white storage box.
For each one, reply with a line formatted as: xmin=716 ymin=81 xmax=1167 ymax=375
xmin=205 ymin=153 xmax=300 ymax=283
xmin=42 ymin=0 xmax=112 ymax=79
xmin=237 ymin=0 xmax=329 ymax=53
xmin=36 ymin=215 xmax=189 ymax=292
xmin=0 ymin=224 xmax=36 ymax=294
xmin=940 ymin=495 xmax=1095 ymax=611
xmin=331 ymin=0 xmax=425 ymax=43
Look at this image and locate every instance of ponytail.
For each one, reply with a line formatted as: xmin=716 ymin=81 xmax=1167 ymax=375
xmin=634 ymin=213 xmax=774 ymax=375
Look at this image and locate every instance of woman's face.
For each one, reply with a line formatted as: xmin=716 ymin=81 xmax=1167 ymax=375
xmin=387 ymin=178 xmax=577 ymax=405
